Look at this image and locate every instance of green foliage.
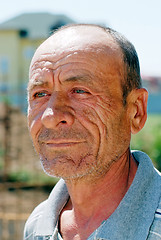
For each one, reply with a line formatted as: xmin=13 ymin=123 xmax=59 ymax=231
xmin=0 ymin=96 xmax=11 ymax=105
xmin=8 ymin=170 xmax=32 ymax=183
xmin=131 ymin=115 xmax=161 ymax=171
xmin=0 ymin=148 xmax=4 ymax=170
xmin=7 ymin=169 xmax=59 ymax=186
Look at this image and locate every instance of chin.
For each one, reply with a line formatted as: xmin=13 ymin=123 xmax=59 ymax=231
xmin=39 ymin=154 xmax=98 ymax=181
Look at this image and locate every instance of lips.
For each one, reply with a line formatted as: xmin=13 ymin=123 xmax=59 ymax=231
xmin=40 ymin=139 xmax=85 ymax=148
xmin=37 ymin=128 xmax=89 ymax=149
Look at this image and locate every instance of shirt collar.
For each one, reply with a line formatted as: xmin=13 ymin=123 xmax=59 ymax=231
xmin=88 ymin=151 xmax=161 ymax=240
xmin=35 ymin=178 xmax=69 ymax=237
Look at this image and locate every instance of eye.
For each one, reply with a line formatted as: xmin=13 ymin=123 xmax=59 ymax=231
xmin=72 ymin=88 xmax=90 ymax=94
xmin=74 ymin=89 xmax=86 ymax=94
xmin=33 ymin=91 xmax=48 ymax=98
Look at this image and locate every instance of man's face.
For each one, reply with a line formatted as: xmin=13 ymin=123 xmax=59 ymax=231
xmin=28 ymin=26 xmax=131 ymax=181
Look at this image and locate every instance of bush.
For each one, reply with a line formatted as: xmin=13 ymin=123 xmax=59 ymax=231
xmin=131 ymin=114 xmax=161 ymax=171
xmin=7 ymin=170 xmax=58 ymax=185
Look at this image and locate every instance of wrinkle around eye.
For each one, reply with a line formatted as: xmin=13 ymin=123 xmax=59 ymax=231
xmin=28 ymin=90 xmax=51 ymax=106
xmin=70 ymin=85 xmax=95 ymax=96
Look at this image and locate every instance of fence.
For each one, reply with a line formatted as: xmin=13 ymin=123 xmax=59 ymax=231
xmin=0 ymin=212 xmax=28 ymax=240
xmin=0 ymin=183 xmax=51 ymax=240
xmin=0 ymin=182 xmax=51 ymax=240
xmin=0 ymin=102 xmax=55 ymax=240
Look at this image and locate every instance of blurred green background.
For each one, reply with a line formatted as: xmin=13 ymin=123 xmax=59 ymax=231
xmin=131 ymin=114 xmax=161 ymax=171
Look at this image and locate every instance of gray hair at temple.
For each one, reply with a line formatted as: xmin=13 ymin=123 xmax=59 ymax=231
xmin=54 ymin=24 xmax=142 ymax=105
xmin=106 ymin=27 xmax=142 ymax=105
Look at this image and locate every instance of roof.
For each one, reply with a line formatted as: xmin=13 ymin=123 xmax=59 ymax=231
xmin=0 ymin=12 xmax=75 ymax=39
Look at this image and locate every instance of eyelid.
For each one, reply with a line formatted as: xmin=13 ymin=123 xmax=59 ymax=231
xmin=29 ymin=88 xmax=50 ymax=99
xmin=72 ymin=87 xmax=91 ymax=93
xmin=34 ymin=91 xmax=48 ymax=98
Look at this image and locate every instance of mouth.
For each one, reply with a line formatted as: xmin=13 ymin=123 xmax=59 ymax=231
xmin=40 ymin=139 xmax=85 ymax=148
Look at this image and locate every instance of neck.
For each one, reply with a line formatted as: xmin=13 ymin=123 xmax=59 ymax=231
xmin=64 ymin=149 xmax=137 ymax=219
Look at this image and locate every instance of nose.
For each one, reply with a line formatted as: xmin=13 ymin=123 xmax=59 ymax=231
xmin=41 ymin=93 xmax=75 ymax=129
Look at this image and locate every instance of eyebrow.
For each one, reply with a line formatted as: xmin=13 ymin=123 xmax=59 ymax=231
xmin=64 ymin=75 xmax=91 ymax=83
xmin=27 ymin=80 xmax=50 ymax=92
xmin=27 ymin=74 xmax=91 ymax=93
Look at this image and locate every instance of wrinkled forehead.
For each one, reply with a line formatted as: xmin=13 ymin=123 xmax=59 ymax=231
xmin=30 ymin=26 xmax=122 ymax=69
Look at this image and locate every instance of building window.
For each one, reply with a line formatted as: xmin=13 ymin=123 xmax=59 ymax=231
xmin=19 ymin=30 xmax=28 ymax=38
xmin=23 ymin=47 xmax=35 ymax=60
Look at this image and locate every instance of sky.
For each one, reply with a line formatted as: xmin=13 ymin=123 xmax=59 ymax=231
xmin=0 ymin=0 xmax=161 ymax=77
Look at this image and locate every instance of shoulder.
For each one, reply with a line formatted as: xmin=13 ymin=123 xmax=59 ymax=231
xmin=23 ymin=200 xmax=47 ymax=240
xmin=23 ymin=179 xmax=69 ymax=240
xmin=148 ymin=197 xmax=161 ymax=239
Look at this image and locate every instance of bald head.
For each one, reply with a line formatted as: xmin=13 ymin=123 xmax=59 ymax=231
xmin=31 ymin=24 xmax=121 ymax=66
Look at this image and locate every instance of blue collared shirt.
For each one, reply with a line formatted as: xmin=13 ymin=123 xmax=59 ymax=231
xmin=24 ymin=151 xmax=161 ymax=240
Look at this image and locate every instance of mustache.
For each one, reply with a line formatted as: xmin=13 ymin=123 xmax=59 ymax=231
xmin=38 ymin=128 xmax=90 ymax=142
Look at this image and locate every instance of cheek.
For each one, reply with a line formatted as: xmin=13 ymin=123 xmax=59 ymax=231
xmin=82 ymin=102 xmax=109 ymax=138
xmin=28 ymin=106 xmax=43 ymax=143
xmin=74 ymin=103 xmax=107 ymax=142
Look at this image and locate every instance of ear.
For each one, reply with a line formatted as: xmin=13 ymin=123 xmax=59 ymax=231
xmin=129 ymin=88 xmax=148 ymax=134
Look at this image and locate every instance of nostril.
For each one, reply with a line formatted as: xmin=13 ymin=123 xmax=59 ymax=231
xmin=41 ymin=107 xmax=74 ymax=128
xmin=61 ymin=120 xmax=67 ymax=124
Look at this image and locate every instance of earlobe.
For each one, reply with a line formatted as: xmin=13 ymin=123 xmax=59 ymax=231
xmin=130 ymin=88 xmax=148 ymax=134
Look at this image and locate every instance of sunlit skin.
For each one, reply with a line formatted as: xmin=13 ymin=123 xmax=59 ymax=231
xmin=28 ymin=25 xmax=148 ymax=240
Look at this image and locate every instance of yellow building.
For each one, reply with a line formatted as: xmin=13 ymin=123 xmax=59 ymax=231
xmin=0 ymin=12 xmax=74 ymax=111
